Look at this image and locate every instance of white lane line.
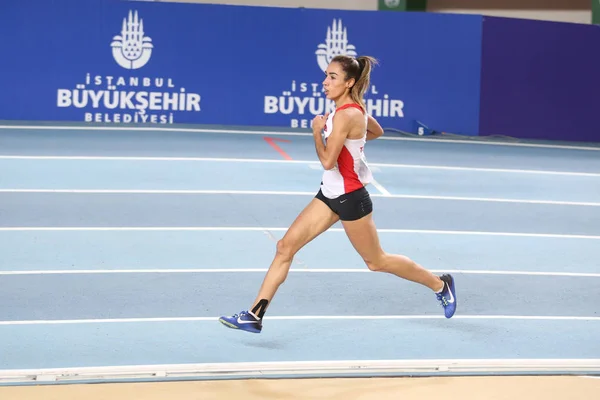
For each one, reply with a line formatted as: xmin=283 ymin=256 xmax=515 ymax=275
xmin=0 ymin=188 xmax=598 ymax=207
xmin=0 ymin=189 xmax=316 ymax=195
xmin=388 ymin=194 xmax=600 ymax=207
xmin=1 ymin=155 xmax=599 ymax=177
xmin=370 ymin=179 xmax=391 ymax=196
xmin=372 ymin=162 xmax=600 ymax=178
xmin=0 ymin=268 xmax=598 ymax=277
xmin=0 ymin=315 xmax=598 ymax=326
xmin=0 ymin=155 xmax=315 ymax=162
xmin=0 ymin=315 xmax=599 ymax=326
xmin=1 ymin=124 xmax=599 ymax=151
xmin=0 ymin=227 xmax=598 ymax=240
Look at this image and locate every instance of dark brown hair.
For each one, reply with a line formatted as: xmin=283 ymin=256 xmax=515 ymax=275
xmin=331 ymin=55 xmax=378 ymax=110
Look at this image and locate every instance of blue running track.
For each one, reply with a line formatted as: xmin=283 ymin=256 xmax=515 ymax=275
xmin=0 ymin=124 xmax=599 ymax=384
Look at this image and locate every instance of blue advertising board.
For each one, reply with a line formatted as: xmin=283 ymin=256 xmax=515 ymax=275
xmin=0 ymin=0 xmax=483 ymax=135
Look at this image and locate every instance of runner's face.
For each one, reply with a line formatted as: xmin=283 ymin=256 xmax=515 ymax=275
xmin=323 ymin=62 xmax=353 ymax=100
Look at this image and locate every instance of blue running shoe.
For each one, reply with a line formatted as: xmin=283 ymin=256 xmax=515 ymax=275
xmin=436 ymin=274 xmax=457 ymax=318
xmin=219 ymin=311 xmax=262 ymax=333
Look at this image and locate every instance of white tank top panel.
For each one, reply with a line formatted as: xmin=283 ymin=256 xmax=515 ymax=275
xmin=320 ymin=103 xmax=373 ymax=199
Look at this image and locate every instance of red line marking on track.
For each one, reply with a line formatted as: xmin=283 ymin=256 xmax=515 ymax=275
xmin=263 ymin=136 xmax=293 ymax=160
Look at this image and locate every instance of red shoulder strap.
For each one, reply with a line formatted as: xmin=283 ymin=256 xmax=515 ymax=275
xmin=336 ymin=103 xmax=364 ymax=114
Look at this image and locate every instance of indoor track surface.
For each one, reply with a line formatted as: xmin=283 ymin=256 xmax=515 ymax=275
xmin=0 ymin=124 xmax=599 ymax=398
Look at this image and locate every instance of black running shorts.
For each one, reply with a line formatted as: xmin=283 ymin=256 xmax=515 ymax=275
xmin=315 ymin=186 xmax=373 ymax=221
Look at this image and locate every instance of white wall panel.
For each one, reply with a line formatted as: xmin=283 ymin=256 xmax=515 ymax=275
xmin=155 ymin=0 xmax=378 ymax=10
xmin=427 ymin=0 xmax=592 ymax=24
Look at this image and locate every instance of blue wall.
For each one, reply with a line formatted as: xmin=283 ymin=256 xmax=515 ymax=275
xmin=479 ymin=16 xmax=600 ymax=143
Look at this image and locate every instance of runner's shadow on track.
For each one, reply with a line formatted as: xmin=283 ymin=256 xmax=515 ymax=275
xmin=240 ymin=339 xmax=286 ymax=350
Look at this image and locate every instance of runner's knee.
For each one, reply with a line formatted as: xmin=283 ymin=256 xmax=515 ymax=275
xmin=363 ymin=253 xmax=387 ymax=272
xmin=365 ymin=260 xmax=384 ymax=272
xmin=276 ymin=238 xmax=295 ymax=262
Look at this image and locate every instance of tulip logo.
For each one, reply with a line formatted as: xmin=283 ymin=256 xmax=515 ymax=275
xmin=315 ymin=19 xmax=357 ymax=72
xmin=111 ymin=10 xmax=153 ymax=70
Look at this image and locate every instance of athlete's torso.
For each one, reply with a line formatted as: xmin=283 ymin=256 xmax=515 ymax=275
xmin=320 ymin=103 xmax=373 ymax=199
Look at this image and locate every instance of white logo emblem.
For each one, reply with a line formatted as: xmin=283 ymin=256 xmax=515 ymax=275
xmin=315 ymin=19 xmax=357 ymax=72
xmin=237 ymin=317 xmax=259 ymax=325
xmin=384 ymin=0 xmax=401 ymax=7
xmin=263 ymin=17 xmax=405 ymax=128
xmin=111 ymin=10 xmax=153 ymax=70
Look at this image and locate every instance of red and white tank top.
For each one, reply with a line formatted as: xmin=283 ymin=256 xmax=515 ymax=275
xmin=320 ymin=103 xmax=373 ymax=199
